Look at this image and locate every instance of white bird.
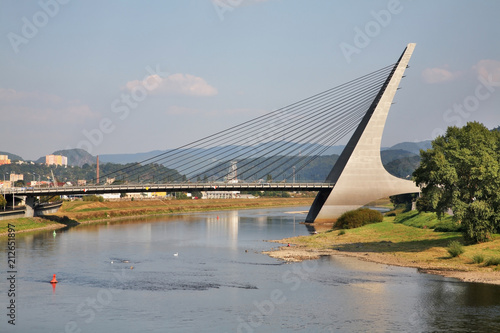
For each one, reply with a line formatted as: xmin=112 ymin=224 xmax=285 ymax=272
xmin=174 ymin=252 xmax=179 ymax=257
xmin=111 ymin=261 xmax=114 ymax=264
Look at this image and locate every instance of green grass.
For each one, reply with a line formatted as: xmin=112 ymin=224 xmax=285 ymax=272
xmin=393 ymin=210 xmax=462 ymax=232
xmin=78 ymin=207 xmax=111 ymax=212
xmin=447 ymin=240 xmax=465 ymax=257
xmin=0 ymin=217 xmax=62 ymax=235
xmin=485 ymin=257 xmax=500 ymax=266
xmin=472 ymin=254 xmax=485 ymax=264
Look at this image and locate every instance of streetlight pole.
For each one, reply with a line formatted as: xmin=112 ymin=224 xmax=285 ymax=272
xmin=2 ymin=173 xmax=4 ymax=211
xmin=5 ymin=173 xmax=8 ymax=211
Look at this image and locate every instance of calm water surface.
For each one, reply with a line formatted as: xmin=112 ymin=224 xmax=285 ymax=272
xmin=1 ymin=206 xmax=500 ymax=332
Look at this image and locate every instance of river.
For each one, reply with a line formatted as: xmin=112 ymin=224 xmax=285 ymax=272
xmin=1 ymin=207 xmax=500 ymax=332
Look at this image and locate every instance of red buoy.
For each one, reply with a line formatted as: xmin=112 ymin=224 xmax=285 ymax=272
xmin=50 ymin=274 xmax=58 ymax=284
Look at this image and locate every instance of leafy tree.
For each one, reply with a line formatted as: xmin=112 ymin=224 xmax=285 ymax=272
xmin=0 ymin=195 xmax=6 ymax=208
xmin=191 ymin=191 xmax=202 ymax=199
xmin=413 ymin=122 xmax=500 ymax=243
xmin=389 ymin=193 xmax=418 ymax=211
xmin=14 ymin=180 xmax=25 ymax=187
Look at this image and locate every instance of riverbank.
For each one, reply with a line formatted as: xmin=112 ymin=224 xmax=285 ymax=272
xmin=0 ymin=197 xmax=314 ymax=236
xmin=0 ymin=217 xmax=67 ymax=236
xmin=264 ymin=216 xmax=500 ymax=285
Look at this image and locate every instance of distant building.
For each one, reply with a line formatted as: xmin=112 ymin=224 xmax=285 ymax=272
xmin=29 ymin=181 xmax=50 ymax=187
xmin=201 ymin=191 xmax=241 ymax=199
xmin=10 ymin=174 xmax=24 ymax=182
xmin=102 ymin=193 xmax=120 ymax=199
xmin=105 ymin=177 xmax=115 ymax=185
xmin=46 ymin=155 xmax=68 ymax=166
xmin=0 ymin=181 xmax=12 ymax=188
xmin=0 ymin=155 xmax=11 ymax=165
xmin=77 ymin=179 xmax=87 ymax=186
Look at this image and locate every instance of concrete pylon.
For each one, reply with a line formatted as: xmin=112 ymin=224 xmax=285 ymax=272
xmin=306 ymin=43 xmax=420 ymax=223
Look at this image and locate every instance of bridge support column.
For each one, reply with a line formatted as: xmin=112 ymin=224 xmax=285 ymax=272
xmin=306 ymin=43 xmax=420 ymax=223
xmin=25 ymin=196 xmax=35 ymax=218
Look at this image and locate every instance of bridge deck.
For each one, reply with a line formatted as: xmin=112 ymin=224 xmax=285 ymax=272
xmin=3 ymin=183 xmax=335 ymax=197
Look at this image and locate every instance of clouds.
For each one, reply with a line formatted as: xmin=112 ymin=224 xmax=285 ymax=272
xmin=125 ymin=73 xmax=218 ymax=97
xmin=473 ymin=59 xmax=500 ymax=82
xmin=421 ymin=67 xmax=461 ymax=84
xmin=422 ymin=59 xmax=500 ymax=84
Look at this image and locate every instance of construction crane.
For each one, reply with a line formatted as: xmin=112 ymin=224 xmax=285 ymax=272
xmin=51 ymin=170 xmax=58 ymax=187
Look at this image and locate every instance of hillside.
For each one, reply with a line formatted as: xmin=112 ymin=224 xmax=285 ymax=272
xmin=193 ymin=151 xmax=420 ymax=183
xmin=380 ymin=149 xmax=418 ymax=165
xmin=0 ymin=151 xmax=24 ymax=161
xmin=387 ymin=140 xmax=432 ymax=155
xmin=35 ymin=148 xmax=96 ymax=167
xmin=0 ymin=162 xmax=182 ymax=185
xmin=383 ymin=155 xmax=421 ymax=179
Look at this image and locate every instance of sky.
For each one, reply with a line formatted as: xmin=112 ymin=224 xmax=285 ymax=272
xmin=1 ymin=0 xmax=499 ymax=160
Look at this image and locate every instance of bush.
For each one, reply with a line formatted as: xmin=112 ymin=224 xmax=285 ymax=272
xmin=82 ymin=195 xmax=104 ymax=202
xmin=485 ymin=257 xmax=500 ymax=266
xmin=338 ymin=230 xmax=346 ymax=236
xmin=335 ymin=208 xmax=383 ymax=229
xmin=472 ymin=254 xmax=485 ymax=264
xmin=447 ymin=241 xmax=464 ymax=258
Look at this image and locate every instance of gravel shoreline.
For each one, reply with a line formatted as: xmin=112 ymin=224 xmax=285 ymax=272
xmin=264 ymin=243 xmax=500 ymax=286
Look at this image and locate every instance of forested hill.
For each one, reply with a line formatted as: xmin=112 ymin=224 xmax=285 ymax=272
xmin=0 ymin=151 xmax=24 ymax=161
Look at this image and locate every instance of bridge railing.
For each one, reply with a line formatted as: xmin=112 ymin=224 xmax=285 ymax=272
xmin=3 ymin=182 xmax=335 ymax=196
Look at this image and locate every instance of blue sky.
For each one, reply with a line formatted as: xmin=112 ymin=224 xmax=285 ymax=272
xmin=1 ymin=0 xmax=499 ymax=160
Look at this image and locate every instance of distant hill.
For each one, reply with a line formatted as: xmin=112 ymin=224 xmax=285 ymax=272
xmin=493 ymin=126 xmax=500 ymax=132
xmin=99 ymin=150 xmax=166 ymax=164
xmin=0 ymin=151 xmax=23 ymax=161
xmin=35 ymin=149 xmax=96 ymax=167
xmin=387 ymin=141 xmax=432 ymax=155
xmin=383 ymin=155 xmax=421 ymax=179
xmin=380 ymin=149 xmax=418 ymax=165
xmin=54 ymin=149 xmax=96 ymax=167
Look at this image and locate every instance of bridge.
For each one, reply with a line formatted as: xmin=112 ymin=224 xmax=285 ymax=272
xmin=4 ymin=182 xmax=334 ymax=196
xmin=4 ymin=43 xmax=419 ymax=221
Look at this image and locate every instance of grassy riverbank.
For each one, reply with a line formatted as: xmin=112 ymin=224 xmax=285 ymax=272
xmin=0 ymin=197 xmax=314 ymax=236
xmin=55 ymin=197 xmax=314 ymax=222
xmin=265 ymin=212 xmax=500 ymax=285
xmin=0 ymin=217 xmax=67 ymax=235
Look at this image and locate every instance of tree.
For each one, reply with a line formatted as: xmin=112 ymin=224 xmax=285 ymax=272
xmin=413 ymin=122 xmax=500 ymax=243
xmin=0 ymin=195 xmax=6 ymax=209
xmin=389 ymin=193 xmax=418 ymax=211
xmin=14 ymin=180 xmax=25 ymax=187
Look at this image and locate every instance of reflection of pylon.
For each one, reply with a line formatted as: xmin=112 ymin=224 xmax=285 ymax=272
xmin=227 ymin=161 xmax=238 ymax=183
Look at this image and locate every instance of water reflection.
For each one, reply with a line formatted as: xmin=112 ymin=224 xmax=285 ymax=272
xmin=1 ymin=207 xmax=500 ymax=333
xmin=410 ymin=278 xmax=500 ymax=332
xmin=206 ymin=210 xmax=239 ymax=249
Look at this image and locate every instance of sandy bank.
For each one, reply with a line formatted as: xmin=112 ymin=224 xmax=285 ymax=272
xmin=264 ymin=243 xmax=500 ymax=286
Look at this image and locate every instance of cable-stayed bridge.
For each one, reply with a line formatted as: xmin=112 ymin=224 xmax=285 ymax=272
xmin=4 ymin=43 xmax=420 ymax=221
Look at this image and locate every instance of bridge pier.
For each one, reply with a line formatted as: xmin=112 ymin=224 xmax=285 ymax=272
xmin=306 ymin=43 xmax=420 ymax=223
xmin=25 ymin=196 xmax=35 ymax=218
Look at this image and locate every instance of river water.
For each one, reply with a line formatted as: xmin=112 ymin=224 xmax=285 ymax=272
xmin=1 ymin=207 xmax=500 ymax=332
